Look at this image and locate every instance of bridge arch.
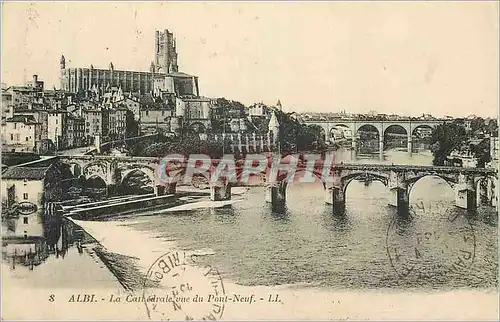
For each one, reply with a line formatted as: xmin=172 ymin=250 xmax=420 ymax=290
xmin=84 ymin=174 xmax=108 ymax=186
xmin=120 ymin=167 xmax=156 ymax=186
xmin=329 ymin=124 xmax=351 ymax=140
xmin=67 ymin=163 xmax=82 ymax=177
xmin=278 ymin=167 xmax=327 ymax=189
xmin=159 ymin=165 xmax=219 ymax=189
xmin=383 ymin=124 xmax=408 ymax=137
xmin=341 ymin=171 xmax=389 ymax=195
xmin=356 ymin=124 xmax=381 ymax=152
xmin=411 ymin=124 xmax=435 ymax=138
xmin=82 ymin=161 xmax=109 ymax=181
xmin=406 ymin=174 xmax=457 ymax=201
xmin=356 ymin=123 xmax=382 ymax=138
xmin=356 ymin=123 xmax=382 ymax=137
xmin=383 ymin=124 xmax=409 ymax=151
xmin=305 ymin=124 xmax=326 ymax=142
xmin=83 ymin=174 xmax=108 ymax=199
xmin=119 ymin=169 xmax=155 ymax=195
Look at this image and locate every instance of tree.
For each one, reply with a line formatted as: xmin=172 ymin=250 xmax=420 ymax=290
xmin=430 ymin=122 xmax=467 ymax=166
xmin=470 ymin=117 xmax=486 ymax=135
xmin=487 ymin=119 xmax=498 ymax=137
xmin=273 ymin=110 xmax=327 ymax=154
xmin=125 ymin=110 xmax=139 ymax=138
xmin=470 ymin=139 xmax=491 ymax=168
xmin=214 ymin=98 xmax=246 ymax=119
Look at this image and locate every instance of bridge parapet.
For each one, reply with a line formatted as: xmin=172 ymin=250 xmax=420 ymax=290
xmin=334 ymin=163 xmax=497 ymax=175
xmin=54 ymin=154 xmax=498 ymax=214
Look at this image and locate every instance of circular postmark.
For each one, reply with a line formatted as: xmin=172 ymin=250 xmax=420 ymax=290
xmin=386 ymin=200 xmax=476 ymax=280
xmin=142 ymin=251 xmax=226 ymax=321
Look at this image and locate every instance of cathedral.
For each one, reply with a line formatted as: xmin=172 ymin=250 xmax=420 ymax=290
xmin=59 ymin=29 xmax=199 ymax=97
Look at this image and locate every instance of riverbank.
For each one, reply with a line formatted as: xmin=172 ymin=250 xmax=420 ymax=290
xmin=66 ymin=208 xmax=498 ymax=321
xmin=1 ymin=240 xmax=150 ymax=320
xmin=3 ymin=187 xmax=498 ymax=320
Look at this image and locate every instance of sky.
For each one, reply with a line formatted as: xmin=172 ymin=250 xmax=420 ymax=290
xmin=1 ymin=2 xmax=499 ymax=118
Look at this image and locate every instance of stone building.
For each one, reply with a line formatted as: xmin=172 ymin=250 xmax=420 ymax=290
xmin=47 ymin=110 xmax=69 ymax=150
xmin=175 ymin=97 xmax=212 ymax=133
xmin=154 ymin=29 xmax=179 ymax=74
xmin=153 ymin=72 xmax=200 ymax=97
xmin=1 ymin=115 xmax=41 ymax=153
xmin=1 ymin=164 xmax=62 ymax=239
xmin=60 ymin=57 xmax=155 ymax=94
xmin=66 ymin=113 xmax=85 ymax=148
xmin=59 ymin=29 xmax=189 ymax=95
xmin=1 ymin=88 xmax=13 ymax=123
xmin=140 ymin=107 xmax=174 ymax=135
xmin=67 ymin=102 xmax=102 ymax=144
xmin=106 ymin=107 xmax=129 ymax=140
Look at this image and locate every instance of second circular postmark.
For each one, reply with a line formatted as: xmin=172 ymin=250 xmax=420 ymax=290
xmin=386 ymin=200 xmax=476 ymax=281
xmin=142 ymin=251 xmax=226 ymax=321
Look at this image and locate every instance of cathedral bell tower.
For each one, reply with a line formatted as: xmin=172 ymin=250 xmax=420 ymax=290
xmin=154 ymin=29 xmax=179 ymax=74
xmin=60 ymin=55 xmax=66 ymax=69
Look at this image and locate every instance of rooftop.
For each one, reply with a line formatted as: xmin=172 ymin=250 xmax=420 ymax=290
xmin=167 ymin=71 xmax=195 ymax=78
xmin=2 ymin=166 xmax=51 ymax=180
xmin=5 ymin=115 xmax=39 ymax=125
xmin=154 ymin=71 xmax=196 ymax=78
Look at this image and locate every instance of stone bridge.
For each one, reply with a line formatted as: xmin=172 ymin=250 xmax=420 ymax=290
xmin=58 ymin=155 xmax=497 ymax=215
xmin=303 ymin=164 xmax=496 ymax=215
xmin=303 ymin=119 xmax=446 ymax=152
xmin=59 ymin=155 xmax=164 ymax=195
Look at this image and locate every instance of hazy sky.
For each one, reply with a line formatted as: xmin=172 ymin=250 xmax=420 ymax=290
xmin=2 ymin=2 xmax=498 ymax=117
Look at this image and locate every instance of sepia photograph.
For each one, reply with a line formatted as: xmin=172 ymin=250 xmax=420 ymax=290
xmin=1 ymin=1 xmax=499 ymax=320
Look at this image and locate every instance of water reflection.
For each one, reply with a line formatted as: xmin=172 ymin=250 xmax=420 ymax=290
xmin=337 ymin=145 xmax=433 ymax=165
xmin=119 ymin=149 xmax=497 ymax=289
xmin=2 ymin=218 xmax=88 ymax=271
xmin=4 ymin=148 xmax=496 ymax=290
xmin=386 ymin=202 xmax=477 ymax=283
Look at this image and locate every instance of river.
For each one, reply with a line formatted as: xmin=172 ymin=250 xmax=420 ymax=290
xmin=111 ymin=147 xmax=498 ymax=290
xmin=3 ymin=147 xmax=498 ymax=320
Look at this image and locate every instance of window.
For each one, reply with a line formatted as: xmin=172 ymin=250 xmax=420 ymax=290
xmin=23 ymin=193 xmax=28 ymax=200
xmin=23 ymin=217 xmax=28 ymax=224
xmin=14 ymin=123 xmax=17 ymax=129
xmin=10 ymin=134 xmax=13 ymax=140
xmin=15 ymin=134 xmax=20 ymax=141
xmin=25 ymin=137 xmax=29 ymax=141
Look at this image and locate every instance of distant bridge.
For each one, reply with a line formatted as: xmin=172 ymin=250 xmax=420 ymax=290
xmin=303 ymin=119 xmax=446 ymax=152
xmin=57 ymin=155 xmax=497 ymax=215
xmin=84 ymin=133 xmax=161 ymax=155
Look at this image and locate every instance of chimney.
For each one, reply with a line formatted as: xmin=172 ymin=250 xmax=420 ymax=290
xmin=33 ymin=75 xmax=38 ymax=83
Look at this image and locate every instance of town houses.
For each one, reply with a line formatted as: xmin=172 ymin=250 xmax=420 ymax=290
xmin=1 ymin=29 xmax=266 ymax=154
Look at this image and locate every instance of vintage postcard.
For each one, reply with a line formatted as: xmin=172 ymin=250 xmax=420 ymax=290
xmin=1 ymin=1 xmax=499 ymax=320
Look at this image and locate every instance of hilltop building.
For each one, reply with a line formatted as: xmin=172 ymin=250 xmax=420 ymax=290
xmin=59 ymin=29 xmax=198 ymax=96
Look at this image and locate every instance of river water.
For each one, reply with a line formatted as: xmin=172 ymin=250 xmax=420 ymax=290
xmin=115 ymin=147 xmax=498 ymax=290
xmin=3 ymin=147 xmax=498 ymax=320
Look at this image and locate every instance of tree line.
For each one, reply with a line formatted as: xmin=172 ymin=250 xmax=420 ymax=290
xmin=430 ymin=117 xmax=498 ymax=167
